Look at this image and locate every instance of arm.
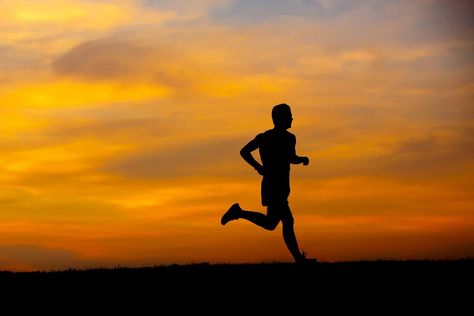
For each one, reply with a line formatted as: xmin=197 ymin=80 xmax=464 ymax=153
xmin=240 ymin=138 xmax=265 ymax=175
xmin=291 ymin=155 xmax=309 ymax=165
xmin=289 ymin=135 xmax=309 ymax=165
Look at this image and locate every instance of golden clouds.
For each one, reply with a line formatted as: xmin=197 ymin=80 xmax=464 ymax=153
xmin=0 ymin=0 xmax=175 ymax=56
xmin=3 ymin=138 xmax=128 ymax=175
xmin=48 ymin=35 xmax=299 ymax=100
xmin=0 ymin=0 xmax=130 ymax=47
xmin=0 ymin=0 xmax=473 ymax=270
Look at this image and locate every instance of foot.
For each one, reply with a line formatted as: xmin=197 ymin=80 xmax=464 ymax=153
xmin=221 ymin=203 xmax=241 ymax=225
xmin=295 ymin=250 xmax=318 ymax=265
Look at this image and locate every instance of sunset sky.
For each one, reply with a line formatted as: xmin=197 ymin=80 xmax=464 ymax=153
xmin=1 ymin=0 xmax=473 ymax=271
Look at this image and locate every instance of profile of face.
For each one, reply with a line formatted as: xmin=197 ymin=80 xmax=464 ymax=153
xmin=272 ymin=103 xmax=293 ymax=129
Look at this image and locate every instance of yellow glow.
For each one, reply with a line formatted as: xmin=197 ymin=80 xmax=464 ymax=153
xmin=2 ymin=138 xmax=130 ymax=175
xmin=0 ymin=112 xmax=47 ymax=136
xmin=0 ymin=0 xmax=133 ymax=27
xmin=1 ymin=80 xmax=170 ymax=109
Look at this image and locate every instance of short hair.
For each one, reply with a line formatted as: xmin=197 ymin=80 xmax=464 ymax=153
xmin=272 ymin=103 xmax=291 ymax=125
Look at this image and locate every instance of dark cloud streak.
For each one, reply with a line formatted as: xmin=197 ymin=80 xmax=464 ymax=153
xmin=52 ymin=38 xmax=157 ymax=80
xmin=51 ymin=37 xmax=197 ymax=89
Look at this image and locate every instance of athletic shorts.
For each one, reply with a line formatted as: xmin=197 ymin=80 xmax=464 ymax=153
xmin=261 ymin=176 xmax=290 ymax=207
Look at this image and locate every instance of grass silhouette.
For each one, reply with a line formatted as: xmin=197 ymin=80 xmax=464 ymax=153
xmin=2 ymin=259 xmax=472 ymax=315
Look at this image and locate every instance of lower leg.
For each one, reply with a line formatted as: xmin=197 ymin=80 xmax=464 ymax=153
xmin=282 ymin=221 xmax=304 ymax=262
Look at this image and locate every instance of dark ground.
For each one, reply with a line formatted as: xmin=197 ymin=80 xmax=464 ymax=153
xmin=1 ymin=259 xmax=473 ymax=315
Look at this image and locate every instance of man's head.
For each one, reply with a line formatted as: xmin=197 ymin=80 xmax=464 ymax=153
xmin=272 ymin=103 xmax=293 ymax=129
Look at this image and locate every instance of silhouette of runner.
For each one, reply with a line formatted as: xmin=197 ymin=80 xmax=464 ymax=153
xmin=221 ymin=103 xmax=312 ymax=263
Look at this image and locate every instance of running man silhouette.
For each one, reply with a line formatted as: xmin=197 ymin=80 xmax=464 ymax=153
xmin=221 ymin=103 xmax=311 ymax=263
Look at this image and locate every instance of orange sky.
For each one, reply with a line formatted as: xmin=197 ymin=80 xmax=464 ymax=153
xmin=0 ymin=0 xmax=473 ymax=271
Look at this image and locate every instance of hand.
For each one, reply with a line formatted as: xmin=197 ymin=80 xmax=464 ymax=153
xmin=255 ymin=165 xmax=265 ymax=176
xmin=301 ymin=157 xmax=309 ymax=166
